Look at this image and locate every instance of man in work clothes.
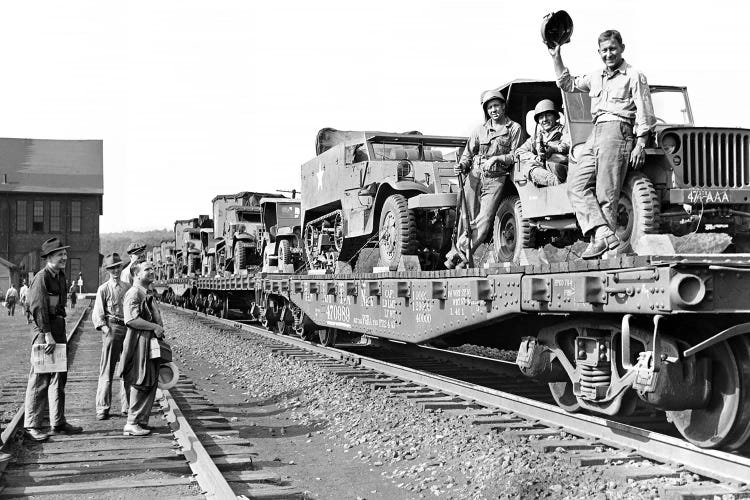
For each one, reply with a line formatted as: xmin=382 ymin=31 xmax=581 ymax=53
xmin=121 ymin=242 xmax=147 ymax=286
xmin=5 ymin=284 xmax=18 ymax=316
xmin=92 ymin=253 xmax=131 ymax=420
xmin=19 ymin=279 xmax=31 ymax=324
xmin=117 ymin=261 xmax=164 ymax=436
xmin=446 ymin=89 xmax=524 ymax=268
xmin=550 ymin=29 xmax=656 ymax=259
xmin=24 ymin=238 xmax=84 ymax=441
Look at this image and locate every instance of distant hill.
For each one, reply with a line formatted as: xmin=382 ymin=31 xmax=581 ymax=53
xmin=100 ymin=229 xmax=173 ymax=259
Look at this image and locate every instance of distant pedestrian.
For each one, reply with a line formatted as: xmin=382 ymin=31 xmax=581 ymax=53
xmin=92 ymin=253 xmax=131 ymax=421
xmin=117 ymin=261 xmax=164 ymax=436
xmin=69 ymin=282 xmax=77 ymax=309
xmin=19 ymin=279 xmax=31 ymax=323
xmin=5 ymin=284 xmax=18 ymax=316
xmin=121 ymin=242 xmax=147 ymax=286
xmin=24 ymin=238 xmax=84 ymax=442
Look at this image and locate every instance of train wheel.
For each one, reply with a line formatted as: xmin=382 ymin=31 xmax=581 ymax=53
xmin=548 ymin=382 xmax=581 ymax=413
xmin=378 ymin=194 xmax=416 ymax=270
xmin=318 ymin=328 xmax=337 ymax=347
xmin=667 ymin=338 xmax=750 ymax=449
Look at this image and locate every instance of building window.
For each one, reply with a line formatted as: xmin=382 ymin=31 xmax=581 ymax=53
xmin=71 ymin=201 xmax=81 ymax=232
xmin=50 ymin=201 xmax=61 ymax=232
xmin=16 ymin=201 xmax=26 ymax=232
xmin=69 ymin=258 xmax=81 ymax=285
xmin=33 ymin=201 xmax=44 ymax=232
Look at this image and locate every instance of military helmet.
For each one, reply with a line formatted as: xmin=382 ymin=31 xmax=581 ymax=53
xmin=541 ymin=10 xmax=574 ymax=49
xmin=480 ymin=90 xmax=506 ymax=109
xmin=533 ymin=99 xmax=560 ymax=122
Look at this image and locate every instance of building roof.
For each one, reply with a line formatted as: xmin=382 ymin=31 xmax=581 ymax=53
xmin=0 ymin=138 xmax=103 ymax=195
xmin=0 ymin=256 xmax=17 ymax=270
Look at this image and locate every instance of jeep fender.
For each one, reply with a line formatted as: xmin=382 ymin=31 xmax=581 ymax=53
xmin=361 ymin=179 xmax=428 ymax=236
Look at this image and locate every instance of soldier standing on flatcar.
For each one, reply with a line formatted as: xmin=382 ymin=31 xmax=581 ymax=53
xmin=121 ymin=242 xmax=147 ymax=286
xmin=446 ymin=90 xmax=524 ymax=268
xmin=550 ymin=29 xmax=656 ymax=259
xmin=117 ymin=261 xmax=164 ymax=436
xmin=23 ymin=238 xmax=83 ymax=442
xmin=92 ymin=253 xmax=131 ymax=420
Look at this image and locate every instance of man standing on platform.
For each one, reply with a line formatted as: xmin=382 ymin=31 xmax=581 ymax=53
xmin=92 ymin=253 xmax=131 ymax=420
xmin=121 ymin=242 xmax=147 ymax=286
xmin=5 ymin=283 xmax=18 ymax=316
xmin=118 ymin=261 xmax=164 ymax=436
xmin=24 ymin=238 xmax=83 ymax=441
xmin=19 ymin=279 xmax=31 ymax=323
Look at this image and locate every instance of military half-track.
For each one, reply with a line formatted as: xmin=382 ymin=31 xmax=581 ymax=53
xmin=301 ymin=128 xmax=466 ymax=272
xmin=493 ymin=79 xmax=750 ymax=261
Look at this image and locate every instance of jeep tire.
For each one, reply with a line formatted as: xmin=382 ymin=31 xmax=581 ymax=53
xmin=378 ymin=194 xmax=416 ymax=270
xmin=494 ymin=195 xmax=534 ymax=263
xmin=616 ymin=172 xmax=659 ymax=253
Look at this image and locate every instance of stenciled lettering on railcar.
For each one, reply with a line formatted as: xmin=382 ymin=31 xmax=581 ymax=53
xmin=325 ymin=303 xmax=351 ymax=324
xmin=415 ymin=312 xmax=431 ymax=324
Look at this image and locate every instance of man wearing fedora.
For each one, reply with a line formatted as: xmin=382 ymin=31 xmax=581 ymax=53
xmin=23 ymin=238 xmax=83 ymax=441
xmin=92 ymin=253 xmax=132 ymax=420
xmin=117 ymin=261 xmax=164 ymax=436
xmin=121 ymin=242 xmax=147 ymax=286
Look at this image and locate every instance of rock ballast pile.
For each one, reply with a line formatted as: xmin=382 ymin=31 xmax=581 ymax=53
xmin=164 ymin=311 xmax=699 ymax=499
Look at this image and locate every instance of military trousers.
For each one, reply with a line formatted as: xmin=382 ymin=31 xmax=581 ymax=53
xmin=126 ymin=378 xmax=157 ymax=426
xmin=566 ymin=121 xmax=634 ymax=235
xmin=95 ymin=324 xmax=129 ymax=416
xmin=24 ymin=317 xmax=68 ymax=429
xmin=456 ymin=169 xmax=507 ymax=254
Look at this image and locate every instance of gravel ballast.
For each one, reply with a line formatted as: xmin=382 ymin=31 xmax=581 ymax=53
xmin=163 ymin=310 xmax=705 ymax=499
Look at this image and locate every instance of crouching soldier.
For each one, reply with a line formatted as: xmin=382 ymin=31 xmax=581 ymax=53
xmin=517 ymin=99 xmax=570 ymax=186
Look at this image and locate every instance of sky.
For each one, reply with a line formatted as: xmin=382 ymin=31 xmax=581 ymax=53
xmin=0 ymin=0 xmax=747 ymax=233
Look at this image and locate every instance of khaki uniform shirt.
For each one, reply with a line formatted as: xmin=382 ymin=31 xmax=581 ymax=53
xmin=92 ymin=278 xmax=132 ymax=330
xmin=458 ymin=117 xmax=524 ymax=173
xmin=557 ymin=60 xmax=656 ymax=138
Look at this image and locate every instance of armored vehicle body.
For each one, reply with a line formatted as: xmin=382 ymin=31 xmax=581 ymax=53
xmin=301 ymin=128 xmax=466 ymax=272
xmin=495 ymin=79 xmax=750 ymax=261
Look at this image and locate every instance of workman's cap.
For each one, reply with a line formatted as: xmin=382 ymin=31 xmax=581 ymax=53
xmin=480 ymin=90 xmax=506 ymax=109
xmin=126 ymin=242 xmax=147 ymax=255
xmin=541 ymin=10 xmax=574 ymax=49
xmin=533 ymin=99 xmax=561 ymax=122
xmin=103 ymin=253 xmax=124 ymax=269
xmin=157 ymin=362 xmax=180 ymax=390
xmin=40 ymin=237 xmax=70 ymax=258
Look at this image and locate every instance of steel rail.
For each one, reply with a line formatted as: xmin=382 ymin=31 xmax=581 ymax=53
xmin=168 ymin=307 xmax=750 ymax=486
xmin=158 ymin=388 xmax=238 ymax=499
xmin=0 ymin=301 xmax=91 ymax=452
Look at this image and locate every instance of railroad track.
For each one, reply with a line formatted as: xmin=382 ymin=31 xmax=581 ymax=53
xmin=166 ymin=304 xmax=750 ymax=499
xmin=0 ymin=301 xmax=300 ymax=499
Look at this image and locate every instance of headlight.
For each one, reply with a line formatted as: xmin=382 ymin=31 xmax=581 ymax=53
xmin=660 ymin=132 xmax=681 ymax=154
xmin=397 ymin=160 xmax=413 ymax=179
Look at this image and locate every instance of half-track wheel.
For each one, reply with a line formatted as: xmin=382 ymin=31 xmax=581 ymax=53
xmin=378 ymin=194 xmax=416 ymax=270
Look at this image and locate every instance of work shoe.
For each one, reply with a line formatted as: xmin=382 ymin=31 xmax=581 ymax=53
xmin=123 ymin=423 xmax=150 ymax=436
xmin=51 ymin=422 xmax=83 ymax=435
xmin=24 ymin=428 xmax=49 ymax=442
xmin=581 ymin=238 xmax=608 ymax=260
xmin=605 ymin=233 xmax=620 ymax=250
xmin=96 ymin=412 xmax=109 ymax=421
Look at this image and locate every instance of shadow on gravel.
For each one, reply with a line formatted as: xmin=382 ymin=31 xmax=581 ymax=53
xmin=234 ymin=421 xmax=326 ymax=440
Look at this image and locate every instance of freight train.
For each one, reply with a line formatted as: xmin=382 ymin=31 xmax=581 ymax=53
xmin=150 ymin=78 xmax=750 ymax=451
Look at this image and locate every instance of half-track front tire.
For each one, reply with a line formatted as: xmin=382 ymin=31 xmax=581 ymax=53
xmin=378 ymin=194 xmax=416 ymax=270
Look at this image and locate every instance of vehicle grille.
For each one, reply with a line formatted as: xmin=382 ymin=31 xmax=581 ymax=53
xmin=679 ymin=130 xmax=750 ymax=188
